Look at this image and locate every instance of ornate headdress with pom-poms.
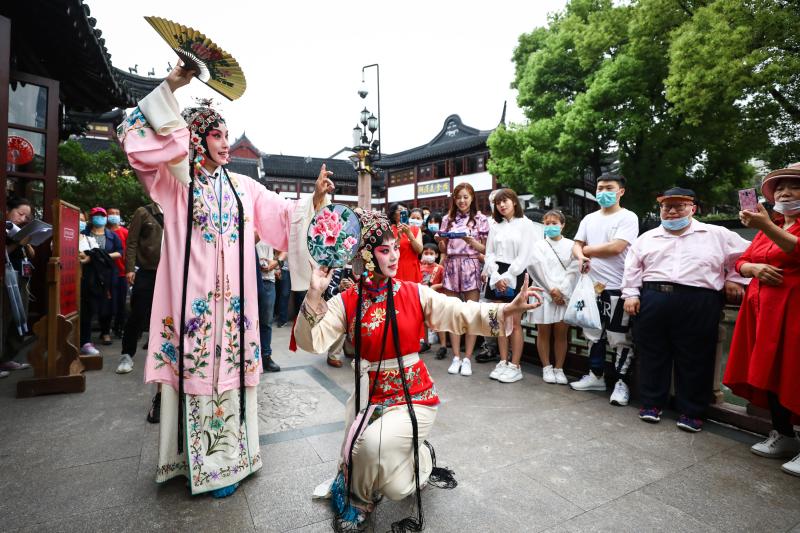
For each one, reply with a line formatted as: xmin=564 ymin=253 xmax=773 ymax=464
xmin=181 ymin=98 xmax=226 ymax=173
xmin=351 ymin=208 xmax=392 ymax=277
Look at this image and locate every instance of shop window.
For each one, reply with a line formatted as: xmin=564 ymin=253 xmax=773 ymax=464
xmin=417 ymin=165 xmax=432 ymax=179
xmin=434 ymin=161 xmax=447 ymax=178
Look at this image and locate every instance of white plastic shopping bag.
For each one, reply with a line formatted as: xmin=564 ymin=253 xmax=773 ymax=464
xmin=563 ymin=274 xmax=602 ymax=330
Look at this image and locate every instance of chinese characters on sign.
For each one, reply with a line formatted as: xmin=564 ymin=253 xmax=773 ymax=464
xmin=58 ymin=203 xmax=80 ymax=316
xmin=417 ymin=179 xmax=450 ymax=198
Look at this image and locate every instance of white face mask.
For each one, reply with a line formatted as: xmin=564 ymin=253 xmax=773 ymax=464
xmin=421 ymin=254 xmax=436 ymax=263
xmin=773 ymin=199 xmax=800 ymax=215
xmin=409 ymin=219 xmax=423 ymax=227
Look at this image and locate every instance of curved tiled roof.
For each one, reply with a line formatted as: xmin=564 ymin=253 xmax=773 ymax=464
xmin=2 ymin=1 xmax=162 ymax=111
xmin=261 ymin=155 xmax=359 ymax=183
xmin=379 ymin=115 xmax=493 ymax=168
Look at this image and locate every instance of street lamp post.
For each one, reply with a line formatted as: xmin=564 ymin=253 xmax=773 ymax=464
xmin=350 ymin=64 xmax=381 ymax=210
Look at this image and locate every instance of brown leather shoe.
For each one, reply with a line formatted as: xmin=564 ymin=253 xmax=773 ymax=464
xmin=327 ymin=355 xmax=343 ymax=368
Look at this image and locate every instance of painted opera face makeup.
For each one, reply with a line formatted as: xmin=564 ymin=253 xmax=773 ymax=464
xmin=205 ymin=124 xmax=231 ymax=166
xmin=455 ymin=190 xmax=472 ymax=214
xmin=373 ymin=237 xmax=400 ymax=278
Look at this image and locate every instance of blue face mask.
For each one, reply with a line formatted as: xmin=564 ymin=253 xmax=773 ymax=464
xmin=544 ymin=225 xmax=562 ymax=238
xmin=107 ymin=215 xmax=121 ymax=225
xmin=661 ymin=216 xmax=691 ymax=231
xmin=596 ymin=190 xmax=618 ymax=208
xmin=92 ymin=215 xmax=107 ymax=227
xmin=427 ymin=223 xmax=440 ymax=233
xmin=79 ymin=221 xmax=87 ymax=232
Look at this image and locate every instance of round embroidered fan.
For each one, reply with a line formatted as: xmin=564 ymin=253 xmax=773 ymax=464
xmin=307 ymin=204 xmax=362 ymax=268
xmin=144 ymin=15 xmax=247 ymax=101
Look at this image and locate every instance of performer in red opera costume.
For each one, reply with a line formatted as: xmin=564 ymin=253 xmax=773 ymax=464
xmin=723 ymin=163 xmax=800 ymax=477
xmin=294 ymin=209 xmax=542 ymax=531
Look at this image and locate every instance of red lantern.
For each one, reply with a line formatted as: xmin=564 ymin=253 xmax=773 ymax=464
xmin=7 ymin=135 xmax=35 ymax=166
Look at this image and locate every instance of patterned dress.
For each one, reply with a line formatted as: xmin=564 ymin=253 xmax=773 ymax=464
xmin=440 ymin=211 xmax=489 ymax=292
xmin=120 ymin=82 xmax=317 ymax=494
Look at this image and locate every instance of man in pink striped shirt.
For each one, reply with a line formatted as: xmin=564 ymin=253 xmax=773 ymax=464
xmin=622 ymin=187 xmax=749 ymax=432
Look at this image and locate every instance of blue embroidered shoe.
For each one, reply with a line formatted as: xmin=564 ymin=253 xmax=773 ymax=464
xmin=330 ymin=472 xmax=366 ymax=528
xmin=210 ymin=482 xmax=240 ymax=498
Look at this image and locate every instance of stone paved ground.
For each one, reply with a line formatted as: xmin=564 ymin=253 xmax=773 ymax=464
xmin=2 ymin=325 xmax=800 ymax=533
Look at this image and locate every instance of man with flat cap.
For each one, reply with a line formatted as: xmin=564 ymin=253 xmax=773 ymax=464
xmin=622 ymin=187 xmax=750 ymax=432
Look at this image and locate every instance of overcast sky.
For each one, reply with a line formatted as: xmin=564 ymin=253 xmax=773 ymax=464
xmin=89 ymin=0 xmax=567 ymax=158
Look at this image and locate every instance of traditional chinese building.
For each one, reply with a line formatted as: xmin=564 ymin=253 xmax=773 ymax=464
xmin=378 ymin=114 xmax=496 ymax=214
xmin=1 ymin=0 xmax=160 ymax=324
xmin=224 ymin=133 xmax=380 ymax=206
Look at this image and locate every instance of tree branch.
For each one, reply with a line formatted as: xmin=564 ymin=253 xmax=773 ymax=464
xmin=768 ymin=87 xmax=800 ymax=121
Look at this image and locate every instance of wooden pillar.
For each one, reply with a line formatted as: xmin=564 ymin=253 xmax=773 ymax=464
xmin=357 ymin=169 xmax=371 ymax=210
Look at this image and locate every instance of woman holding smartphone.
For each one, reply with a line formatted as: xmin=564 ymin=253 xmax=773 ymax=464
xmin=437 ymin=183 xmax=490 ymax=376
xmin=724 ymin=164 xmax=800 ymax=477
xmin=389 ymin=203 xmax=423 ymax=283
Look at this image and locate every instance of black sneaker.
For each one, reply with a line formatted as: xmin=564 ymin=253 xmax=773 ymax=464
xmin=146 ymin=392 xmax=161 ymax=424
xmin=475 ymin=349 xmax=499 ymax=363
xmin=419 ymin=342 xmax=431 ymax=354
xmin=435 ymin=347 xmax=447 ymax=360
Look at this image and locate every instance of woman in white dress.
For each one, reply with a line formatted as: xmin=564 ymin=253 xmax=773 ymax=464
xmin=527 ymin=210 xmax=579 ymax=384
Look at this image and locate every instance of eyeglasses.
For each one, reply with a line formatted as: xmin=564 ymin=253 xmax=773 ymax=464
xmin=659 ymin=203 xmax=693 ymax=213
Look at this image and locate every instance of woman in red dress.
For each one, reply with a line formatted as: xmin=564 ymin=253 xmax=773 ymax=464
xmin=723 ymin=163 xmax=800 ymax=477
xmin=388 ymin=203 xmax=423 ymax=283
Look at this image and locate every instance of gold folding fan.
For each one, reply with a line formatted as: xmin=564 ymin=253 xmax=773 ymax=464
xmin=144 ymin=16 xmax=247 ymax=101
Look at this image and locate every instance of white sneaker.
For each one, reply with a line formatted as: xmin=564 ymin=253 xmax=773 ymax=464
xmin=554 ymin=368 xmax=568 ymax=385
xmin=459 ymin=358 xmax=472 ymax=377
xmin=751 ymin=430 xmax=800 ymax=459
xmin=782 ymin=452 xmax=800 ymax=477
xmin=570 ymin=372 xmax=606 ymax=391
xmin=609 ymin=380 xmax=630 ymax=406
xmin=80 ymin=343 xmax=100 ymax=356
xmin=489 ymin=360 xmax=508 ymax=380
xmin=0 ymin=370 xmax=9 ymax=379
xmin=116 ymin=354 xmax=134 ymax=374
xmin=447 ymin=357 xmax=462 ymax=375
xmin=498 ymin=363 xmax=522 ymax=383
xmin=542 ymin=365 xmax=556 ymax=384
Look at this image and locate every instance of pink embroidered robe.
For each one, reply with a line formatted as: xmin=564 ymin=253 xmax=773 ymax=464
xmin=121 ymin=82 xmax=315 ymax=396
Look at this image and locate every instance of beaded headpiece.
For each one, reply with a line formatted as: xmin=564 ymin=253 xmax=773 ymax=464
xmin=181 ymin=98 xmax=226 ymax=173
xmin=352 ymin=208 xmax=392 ymax=276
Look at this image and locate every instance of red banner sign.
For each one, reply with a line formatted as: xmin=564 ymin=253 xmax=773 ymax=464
xmin=58 ymin=203 xmax=80 ymax=316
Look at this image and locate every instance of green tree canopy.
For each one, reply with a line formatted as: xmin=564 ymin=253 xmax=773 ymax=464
xmin=57 ymin=140 xmax=149 ymax=223
xmin=489 ymin=0 xmax=799 ymax=217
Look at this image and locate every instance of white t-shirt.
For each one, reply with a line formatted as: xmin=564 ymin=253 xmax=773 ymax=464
xmin=256 ymin=241 xmax=276 ymax=282
xmin=574 ymin=208 xmax=639 ymax=290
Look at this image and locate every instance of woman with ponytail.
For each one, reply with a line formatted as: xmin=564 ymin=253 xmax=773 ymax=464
xmin=294 ymin=208 xmax=542 ymax=531
xmin=119 ymin=63 xmax=334 ymax=497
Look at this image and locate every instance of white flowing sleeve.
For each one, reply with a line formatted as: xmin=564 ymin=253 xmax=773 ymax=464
xmin=293 ymin=294 xmax=348 ymax=354
xmin=418 ymin=284 xmax=512 ymax=337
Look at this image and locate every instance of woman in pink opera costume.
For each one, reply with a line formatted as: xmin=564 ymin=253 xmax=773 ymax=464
xmin=118 ymin=64 xmax=333 ymax=497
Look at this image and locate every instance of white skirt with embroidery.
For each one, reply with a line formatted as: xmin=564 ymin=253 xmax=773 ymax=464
xmin=156 ymin=385 xmax=262 ymax=495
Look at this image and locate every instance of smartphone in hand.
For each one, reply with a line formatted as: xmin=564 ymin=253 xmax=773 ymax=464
xmin=738 ymin=188 xmax=758 ymax=212
xmin=400 ymin=210 xmax=409 ymax=224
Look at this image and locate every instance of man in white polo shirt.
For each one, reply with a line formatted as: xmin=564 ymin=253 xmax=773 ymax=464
xmin=571 ymin=172 xmax=639 ymax=406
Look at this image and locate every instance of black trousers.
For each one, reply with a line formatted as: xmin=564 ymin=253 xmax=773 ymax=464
xmin=121 ymin=269 xmax=156 ymax=358
xmin=633 ymin=287 xmax=723 ymax=418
